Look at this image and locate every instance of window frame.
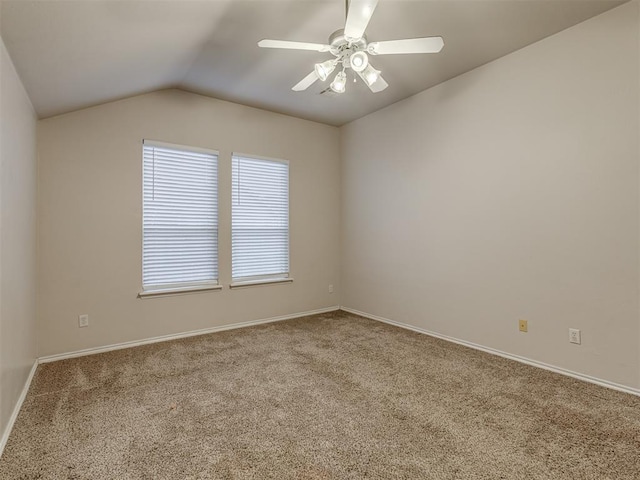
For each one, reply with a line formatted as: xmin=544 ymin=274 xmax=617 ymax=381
xmin=139 ymin=139 xmax=221 ymax=297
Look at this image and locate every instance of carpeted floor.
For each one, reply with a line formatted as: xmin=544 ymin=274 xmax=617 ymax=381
xmin=1 ymin=311 xmax=639 ymax=479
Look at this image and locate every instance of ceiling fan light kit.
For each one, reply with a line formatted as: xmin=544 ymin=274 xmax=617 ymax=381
xmin=258 ymin=0 xmax=444 ymax=95
xmin=360 ymin=64 xmax=380 ymax=86
xmin=349 ymin=51 xmax=369 ymax=72
xmin=330 ymin=71 xmax=348 ymax=93
xmin=315 ymin=59 xmax=338 ymax=81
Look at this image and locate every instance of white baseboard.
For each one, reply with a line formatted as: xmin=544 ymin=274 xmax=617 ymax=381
xmin=341 ymin=306 xmax=640 ymax=397
xmin=39 ymin=306 xmax=340 ymax=364
xmin=0 ymin=360 xmax=38 ymax=458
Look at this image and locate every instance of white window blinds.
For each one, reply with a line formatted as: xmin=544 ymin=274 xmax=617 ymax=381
xmin=143 ymin=141 xmax=218 ymax=289
xmin=232 ymin=154 xmax=289 ymax=281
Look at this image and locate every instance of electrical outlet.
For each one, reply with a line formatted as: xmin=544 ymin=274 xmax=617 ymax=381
xmin=519 ymin=319 xmax=528 ymax=332
xmin=78 ymin=314 xmax=89 ymax=328
xmin=328 ymin=284 xmax=334 ymax=294
xmin=569 ymin=328 xmax=581 ymax=344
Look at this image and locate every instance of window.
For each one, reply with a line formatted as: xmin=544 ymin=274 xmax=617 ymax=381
xmin=232 ymin=154 xmax=289 ymax=283
xmin=142 ymin=141 xmax=218 ymax=292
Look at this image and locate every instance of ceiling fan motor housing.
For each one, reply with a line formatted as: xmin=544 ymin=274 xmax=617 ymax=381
xmin=329 ymin=29 xmax=367 ymax=51
xmin=328 ymin=29 xmax=369 ymax=72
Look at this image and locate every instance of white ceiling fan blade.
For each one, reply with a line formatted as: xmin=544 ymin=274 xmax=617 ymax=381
xmin=292 ymin=71 xmax=319 ymax=91
xmin=258 ymin=39 xmax=331 ymax=52
xmin=344 ymin=0 xmax=379 ymax=40
xmin=368 ymin=37 xmax=444 ymax=55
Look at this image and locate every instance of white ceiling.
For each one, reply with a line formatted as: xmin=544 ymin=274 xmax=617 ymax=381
xmin=0 ymin=0 xmax=626 ymax=126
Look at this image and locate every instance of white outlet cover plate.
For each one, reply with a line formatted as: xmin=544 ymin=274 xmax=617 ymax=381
xmin=569 ymin=328 xmax=581 ymax=344
xmin=78 ymin=314 xmax=89 ymax=327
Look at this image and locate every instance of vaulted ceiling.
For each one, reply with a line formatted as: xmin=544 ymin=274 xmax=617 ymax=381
xmin=0 ymin=0 xmax=626 ymax=126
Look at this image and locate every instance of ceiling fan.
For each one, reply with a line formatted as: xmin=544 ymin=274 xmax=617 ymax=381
xmin=258 ymin=0 xmax=444 ymax=94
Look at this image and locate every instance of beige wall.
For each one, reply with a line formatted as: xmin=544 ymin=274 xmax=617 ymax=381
xmin=37 ymin=89 xmax=340 ymax=357
xmin=341 ymin=2 xmax=640 ymax=389
xmin=0 ymin=36 xmax=38 ymax=441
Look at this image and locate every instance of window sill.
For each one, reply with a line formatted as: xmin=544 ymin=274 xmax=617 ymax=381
xmin=138 ymin=284 xmax=223 ymax=299
xmin=229 ymin=277 xmax=294 ymax=289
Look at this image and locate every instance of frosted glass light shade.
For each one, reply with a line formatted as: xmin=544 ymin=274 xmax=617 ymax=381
xmin=314 ymin=60 xmax=336 ymax=81
xmin=330 ymin=71 xmax=347 ymax=93
xmin=361 ymin=64 xmax=380 ymax=86
xmin=349 ymin=51 xmax=368 ymax=72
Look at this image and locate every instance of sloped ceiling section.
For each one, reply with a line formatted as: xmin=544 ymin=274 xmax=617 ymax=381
xmin=0 ymin=0 xmax=626 ymax=126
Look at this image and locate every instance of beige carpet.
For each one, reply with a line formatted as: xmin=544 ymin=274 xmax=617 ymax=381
xmin=1 ymin=310 xmax=639 ymax=479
